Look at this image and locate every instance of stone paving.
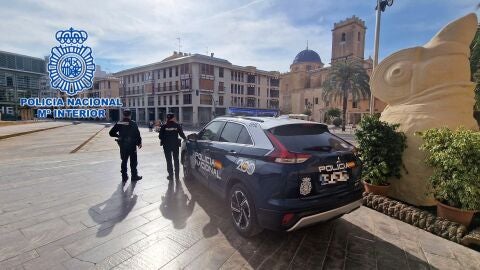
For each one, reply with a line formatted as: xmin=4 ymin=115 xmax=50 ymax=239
xmin=0 ymin=121 xmax=72 ymax=137
xmin=0 ymin=122 xmax=479 ymax=270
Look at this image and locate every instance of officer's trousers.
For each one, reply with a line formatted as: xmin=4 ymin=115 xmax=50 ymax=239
xmin=163 ymin=146 xmax=179 ymax=176
xmin=120 ymin=147 xmax=138 ymax=176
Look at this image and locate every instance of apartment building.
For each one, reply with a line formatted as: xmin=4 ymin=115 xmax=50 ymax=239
xmin=75 ymin=66 xmax=121 ymax=121
xmin=114 ymin=52 xmax=280 ymax=126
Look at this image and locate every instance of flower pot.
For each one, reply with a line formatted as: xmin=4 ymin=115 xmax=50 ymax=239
xmin=436 ymin=201 xmax=477 ymax=227
xmin=362 ymin=181 xmax=390 ymax=197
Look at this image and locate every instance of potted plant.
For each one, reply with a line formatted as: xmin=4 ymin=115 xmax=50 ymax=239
xmin=355 ymin=115 xmax=407 ymax=196
xmin=418 ymin=127 xmax=480 ymax=227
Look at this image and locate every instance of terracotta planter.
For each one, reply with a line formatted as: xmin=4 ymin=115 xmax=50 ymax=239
xmin=362 ymin=181 xmax=390 ymax=197
xmin=436 ymin=201 xmax=477 ymax=227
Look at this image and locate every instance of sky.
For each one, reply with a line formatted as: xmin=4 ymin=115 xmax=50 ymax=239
xmin=0 ymin=0 xmax=478 ymax=73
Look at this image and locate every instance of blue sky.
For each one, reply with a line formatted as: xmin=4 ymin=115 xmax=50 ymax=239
xmin=0 ymin=0 xmax=478 ymax=73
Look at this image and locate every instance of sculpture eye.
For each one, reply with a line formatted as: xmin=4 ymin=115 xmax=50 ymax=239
xmin=385 ymin=61 xmax=412 ymax=87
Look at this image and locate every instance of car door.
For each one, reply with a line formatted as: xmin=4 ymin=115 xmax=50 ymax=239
xmin=194 ymin=120 xmax=226 ymax=187
xmin=208 ymin=122 xmax=248 ymax=196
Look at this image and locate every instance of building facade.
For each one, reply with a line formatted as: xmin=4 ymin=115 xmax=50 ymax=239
xmin=0 ymin=51 xmax=47 ymax=120
xmin=114 ymin=52 xmax=280 ymax=126
xmin=76 ymin=66 xmax=121 ymax=121
xmin=280 ymin=16 xmax=386 ymax=124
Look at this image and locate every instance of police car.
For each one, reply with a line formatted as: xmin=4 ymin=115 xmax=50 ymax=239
xmin=181 ymin=116 xmax=363 ymax=237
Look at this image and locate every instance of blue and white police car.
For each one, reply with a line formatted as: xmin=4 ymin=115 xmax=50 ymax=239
xmin=181 ymin=116 xmax=363 ymax=237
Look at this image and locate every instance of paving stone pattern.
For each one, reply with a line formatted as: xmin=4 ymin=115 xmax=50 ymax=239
xmin=0 ymin=123 xmax=478 ymax=270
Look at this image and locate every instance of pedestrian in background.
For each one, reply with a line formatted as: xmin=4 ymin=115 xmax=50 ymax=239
xmin=148 ymin=120 xmax=154 ymax=132
xmin=109 ymin=109 xmax=143 ymax=183
xmin=159 ymin=112 xmax=186 ymax=180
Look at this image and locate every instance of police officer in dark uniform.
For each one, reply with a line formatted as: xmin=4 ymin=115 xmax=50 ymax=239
xmin=109 ymin=109 xmax=143 ymax=183
xmin=159 ymin=112 xmax=186 ymax=180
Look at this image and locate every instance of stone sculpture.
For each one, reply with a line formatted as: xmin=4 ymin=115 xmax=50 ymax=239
xmin=370 ymin=13 xmax=479 ymax=206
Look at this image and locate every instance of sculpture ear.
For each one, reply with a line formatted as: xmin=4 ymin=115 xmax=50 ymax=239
xmin=371 ymin=47 xmax=420 ymax=104
xmin=424 ymin=13 xmax=477 ymax=49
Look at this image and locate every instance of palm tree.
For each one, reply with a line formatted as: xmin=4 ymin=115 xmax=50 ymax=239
xmin=322 ymin=60 xmax=371 ymax=131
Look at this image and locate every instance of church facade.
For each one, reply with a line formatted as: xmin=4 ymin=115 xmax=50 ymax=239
xmin=279 ymin=16 xmax=386 ymax=124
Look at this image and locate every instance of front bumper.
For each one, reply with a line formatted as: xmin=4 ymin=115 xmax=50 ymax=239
xmin=286 ymin=199 xmax=361 ymax=231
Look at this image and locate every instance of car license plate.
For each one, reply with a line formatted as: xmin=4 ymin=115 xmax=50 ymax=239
xmin=319 ymin=171 xmax=349 ymax=185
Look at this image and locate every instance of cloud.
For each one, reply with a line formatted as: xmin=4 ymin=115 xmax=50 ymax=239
xmin=0 ymin=0 xmax=478 ymax=73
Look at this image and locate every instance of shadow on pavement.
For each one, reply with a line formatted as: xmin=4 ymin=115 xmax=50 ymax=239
xmin=89 ymin=181 xmax=137 ymax=237
xmin=160 ymin=179 xmax=195 ymax=229
xmin=182 ymin=177 xmax=437 ymax=270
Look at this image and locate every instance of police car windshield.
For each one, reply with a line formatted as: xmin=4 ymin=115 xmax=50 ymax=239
xmin=269 ymin=124 xmax=352 ymax=153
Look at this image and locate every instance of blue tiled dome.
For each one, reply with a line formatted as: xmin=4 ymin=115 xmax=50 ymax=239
xmin=292 ymin=49 xmax=322 ymax=65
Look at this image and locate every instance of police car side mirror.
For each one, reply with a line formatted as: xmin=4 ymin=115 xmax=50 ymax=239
xmin=187 ymin=133 xmax=198 ymax=142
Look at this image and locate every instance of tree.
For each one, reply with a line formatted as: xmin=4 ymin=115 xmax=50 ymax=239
xmin=326 ymin=108 xmax=341 ymax=120
xmin=323 ymin=60 xmax=371 ymax=131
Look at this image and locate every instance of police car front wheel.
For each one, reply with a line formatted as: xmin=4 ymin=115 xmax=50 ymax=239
xmin=182 ymin=152 xmax=192 ymax=181
xmin=229 ymin=183 xmax=262 ymax=237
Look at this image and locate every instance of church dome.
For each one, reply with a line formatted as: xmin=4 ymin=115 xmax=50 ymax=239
xmin=292 ymin=49 xmax=322 ymax=65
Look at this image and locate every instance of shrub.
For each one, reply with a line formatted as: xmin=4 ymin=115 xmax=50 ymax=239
xmin=418 ymin=127 xmax=480 ymax=210
xmin=326 ymin=108 xmax=341 ymax=118
xmin=332 ymin=117 xmax=342 ymax=127
xmin=355 ymin=115 xmax=407 ymax=186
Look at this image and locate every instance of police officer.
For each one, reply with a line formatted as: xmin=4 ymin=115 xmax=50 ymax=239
xmin=109 ymin=109 xmax=143 ymax=183
xmin=159 ymin=112 xmax=186 ymax=180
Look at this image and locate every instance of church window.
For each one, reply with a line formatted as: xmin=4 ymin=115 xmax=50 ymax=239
xmin=341 ymin=33 xmax=346 ymax=42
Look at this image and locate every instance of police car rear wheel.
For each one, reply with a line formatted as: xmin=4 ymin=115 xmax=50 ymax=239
xmin=229 ymin=183 xmax=262 ymax=237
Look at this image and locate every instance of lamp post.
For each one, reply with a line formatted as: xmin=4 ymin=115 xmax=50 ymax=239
xmin=370 ymin=0 xmax=394 ymax=114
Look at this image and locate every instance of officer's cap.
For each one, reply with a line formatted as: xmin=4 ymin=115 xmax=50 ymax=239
xmin=166 ymin=112 xmax=175 ymax=119
xmin=123 ymin=109 xmax=132 ymax=117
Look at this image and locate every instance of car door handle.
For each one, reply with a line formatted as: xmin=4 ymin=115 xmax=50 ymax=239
xmin=229 ymin=150 xmax=237 ymax=154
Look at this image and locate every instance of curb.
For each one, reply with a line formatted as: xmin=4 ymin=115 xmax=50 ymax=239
xmin=362 ymin=192 xmax=480 ymax=248
xmin=70 ymin=127 xmax=106 ymax=153
xmin=0 ymin=124 xmax=72 ymax=140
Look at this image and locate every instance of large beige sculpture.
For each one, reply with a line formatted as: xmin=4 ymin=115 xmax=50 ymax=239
xmin=371 ymin=13 xmax=479 ymax=206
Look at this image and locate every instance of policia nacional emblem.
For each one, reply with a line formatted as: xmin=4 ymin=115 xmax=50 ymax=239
xmin=48 ymin=27 xmax=95 ymax=96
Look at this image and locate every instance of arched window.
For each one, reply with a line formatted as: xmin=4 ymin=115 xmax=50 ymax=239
xmin=341 ymin=33 xmax=346 ymax=42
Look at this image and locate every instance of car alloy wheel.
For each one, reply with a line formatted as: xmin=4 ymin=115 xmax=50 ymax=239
xmin=231 ymin=189 xmax=251 ymax=230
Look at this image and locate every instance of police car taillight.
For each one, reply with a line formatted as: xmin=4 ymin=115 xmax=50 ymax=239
xmin=265 ymin=132 xmax=311 ymax=164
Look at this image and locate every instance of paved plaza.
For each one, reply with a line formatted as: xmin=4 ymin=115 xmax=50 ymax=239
xmin=0 ymin=122 xmax=479 ymax=270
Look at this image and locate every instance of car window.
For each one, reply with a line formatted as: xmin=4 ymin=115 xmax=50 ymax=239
xmin=237 ymin=127 xmax=253 ymax=145
xmin=199 ymin=121 xmax=225 ymax=141
xmin=219 ymin=122 xmax=243 ymax=143
xmin=269 ymin=124 xmax=351 ymax=152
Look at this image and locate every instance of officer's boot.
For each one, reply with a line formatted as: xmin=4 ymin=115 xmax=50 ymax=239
xmin=122 ymin=173 xmax=128 ymax=184
xmin=132 ymin=174 xmax=142 ymax=181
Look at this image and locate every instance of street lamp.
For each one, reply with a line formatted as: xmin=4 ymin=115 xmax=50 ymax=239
xmin=369 ymin=0 xmax=394 ymax=114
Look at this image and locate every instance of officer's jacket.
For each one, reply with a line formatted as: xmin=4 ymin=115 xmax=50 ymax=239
xmin=109 ymin=119 xmax=142 ymax=149
xmin=159 ymin=121 xmax=186 ymax=148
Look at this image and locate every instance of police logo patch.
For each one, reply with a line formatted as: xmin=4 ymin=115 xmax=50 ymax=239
xmin=48 ymin=27 xmax=95 ymax=96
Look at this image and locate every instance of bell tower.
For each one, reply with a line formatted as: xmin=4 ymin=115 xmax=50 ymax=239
xmin=331 ymin=16 xmax=366 ymax=62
